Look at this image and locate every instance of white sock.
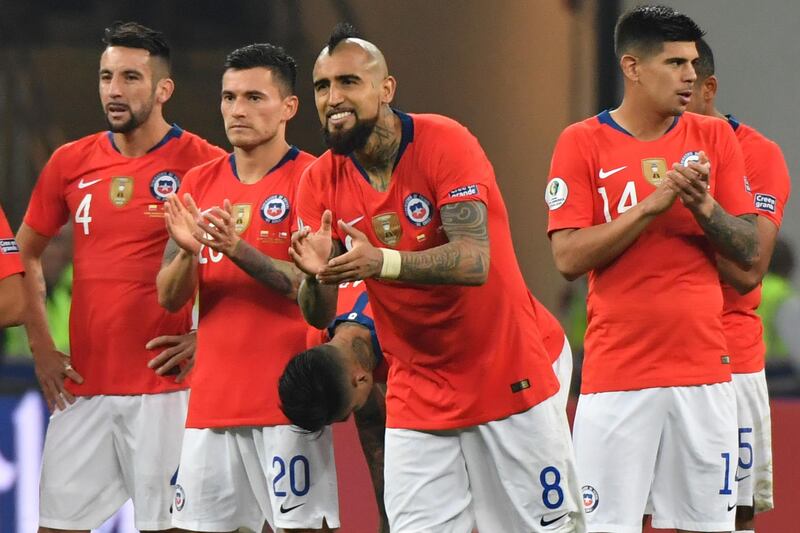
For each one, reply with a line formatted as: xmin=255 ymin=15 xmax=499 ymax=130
xmin=735 ymin=530 xmax=755 ymax=533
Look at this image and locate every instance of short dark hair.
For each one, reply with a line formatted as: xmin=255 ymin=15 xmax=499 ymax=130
xmin=614 ymin=5 xmax=705 ymax=58
xmin=223 ymin=43 xmax=297 ymax=95
xmin=103 ymin=21 xmax=171 ymax=71
xmin=694 ymin=37 xmax=715 ymax=81
xmin=278 ymin=345 xmax=349 ymax=433
xmin=326 ymin=22 xmax=360 ymax=53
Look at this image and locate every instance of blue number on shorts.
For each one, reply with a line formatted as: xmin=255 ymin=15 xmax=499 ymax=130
xmin=273 ymin=455 xmax=311 ymax=497
xmin=539 ymin=466 xmax=564 ymax=509
xmin=290 ymin=455 xmax=310 ymax=496
xmin=719 ymin=452 xmax=733 ymax=495
xmin=273 ymin=456 xmax=287 ymax=497
xmin=738 ymin=427 xmax=753 ymax=470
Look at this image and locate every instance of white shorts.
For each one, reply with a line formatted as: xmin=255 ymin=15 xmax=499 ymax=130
xmin=552 ymin=335 xmax=573 ymax=411
xmin=573 ymin=383 xmax=737 ymax=533
xmin=172 ymin=425 xmax=339 ymax=532
xmin=39 ymin=391 xmax=188 ymax=531
xmin=385 ymin=394 xmax=585 ymax=533
xmin=732 ymin=370 xmax=773 ymax=512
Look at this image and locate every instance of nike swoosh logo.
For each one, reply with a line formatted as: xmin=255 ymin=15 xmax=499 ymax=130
xmin=735 ymin=474 xmax=751 ymax=482
xmin=598 ymin=166 xmax=627 ymax=179
xmin=279 ymin=502 xmax=305 ymax=513
xmin=540 ymin=513 xmax=568 ymax=527
xmin=344 ymin=215 xmax=364 ymax=226
xmin=728 ymin=503 xmax=737 ymax=511
xmin=78 ymin=178 xmax=102 ymax=189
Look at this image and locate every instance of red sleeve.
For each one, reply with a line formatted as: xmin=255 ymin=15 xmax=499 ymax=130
xmin=294 ymin=163 xmax=340 ymax=240
xmin=0 ymin=205 xmax=23 ymax=279
xmin=432 ymin=124 xmax=493 ymax=209
xmin=713 ymin=124 xmax=753 ymax=217
xmin=23 ymin=148 xmax=70 ymax=237
xmin=746 ymin=140 xmax=791 ymax=228
xmin=546 ymin=125 xmax=596 ymax=235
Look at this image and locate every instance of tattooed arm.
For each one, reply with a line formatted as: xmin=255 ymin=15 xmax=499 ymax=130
xmin=717 ymin=216 xmax=779 ymax=294
xmin=228 ymin=239 xmax=305 ymax=300
xmin=17 ymin=223 xmax=83 ymax=411
xmin=399 ymin=200 xmax=490 ymax=285
xmin=353 ymin=383 xmax=389 ymax=533
xmin=319 ymin=201 xmax=491 ymax=286
xmin=156 ymin=238 xmax=198 ymax=312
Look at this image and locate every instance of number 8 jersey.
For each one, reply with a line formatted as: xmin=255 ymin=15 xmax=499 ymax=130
xmin=546 ymin=111 xmax=754 ymax=394
xmin=24 ymin=126 xmax=224 ymax=396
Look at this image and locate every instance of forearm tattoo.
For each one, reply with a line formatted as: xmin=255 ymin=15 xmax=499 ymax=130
xmin=699 ymin=208 xmax=758 ymax=266
xmin=162 ymin=238 xmax=181 ymax=266
xmin=399 ymin=201 xmax=490 ymax=285
xmin=229 ymin=240 xmax=301 ymax=297
xmin=353 ymin=385 xmax=388 ymax=530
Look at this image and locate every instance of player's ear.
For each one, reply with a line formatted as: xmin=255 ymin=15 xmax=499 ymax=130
xmin=281 ymin=94 xmax=299 ymax=121
xmin=620 ymin=54 xmax=639 ymax=83
xmin=380 ymin=75 xmax=397 ymax=105
xmin=155 ymin=77 xmax=175 ymax=105
xmin=703 ymin=75 xmax=718 ymax=101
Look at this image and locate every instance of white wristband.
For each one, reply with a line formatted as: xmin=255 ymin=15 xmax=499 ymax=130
xmin=379 ymin=248 xmax=402 ymax=279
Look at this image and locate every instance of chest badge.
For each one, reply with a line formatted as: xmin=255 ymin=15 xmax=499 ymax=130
xmin=109 ymin=177 xmax=134 ymax=207
xmin=641 ymin=158 xmax=667 ymax=186
xmin=150 ymin=171 xmax=180 ymax=201
xmin=232 ymin=204 xmax=253 ymax=234
xmin=403 ymin=193 xmax=433 ymax=227
xmin=372 ymin=213 xmax=402 ymax=247
xmin=260 ymin=194 xmax=290 ymax=224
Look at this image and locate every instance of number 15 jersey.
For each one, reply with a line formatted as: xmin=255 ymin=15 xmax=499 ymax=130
xmin=547 ymin=111 xmax=754 ymax=394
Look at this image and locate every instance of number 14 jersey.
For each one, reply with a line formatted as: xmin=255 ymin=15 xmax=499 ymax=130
xmin=547 ymin=111 xmax=754 ymax=394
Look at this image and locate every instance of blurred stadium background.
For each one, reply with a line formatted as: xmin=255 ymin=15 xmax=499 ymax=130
xmin=0 ymin=1 xmax=797 ymax=531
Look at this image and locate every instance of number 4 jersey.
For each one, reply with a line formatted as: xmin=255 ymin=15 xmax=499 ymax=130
xmin=546 ymin=111 xmax=754 ymax=394
xmin=24 ymin=126 xmax=224 ymax=396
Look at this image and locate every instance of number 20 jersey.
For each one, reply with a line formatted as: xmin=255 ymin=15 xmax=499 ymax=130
xmin=547 ymin=111 xmax=754 ymax=394
xmin=24 ymin=127 xmax=224 ymax=396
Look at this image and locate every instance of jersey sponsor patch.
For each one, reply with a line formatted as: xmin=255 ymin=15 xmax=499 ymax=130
xmin=754 ymin=193 xmax=776 ymax=213
xmin=372 ymin=213 xmax=402 ymax=246
xmin=260 ymin=194 xmax=290 ymax=223
xmin=0 ymin=238 xmax=20 ymax=254
xmin=447 ymin=184 xmax=479 ymax=198
xmin=110 ymin=176 xmax=134 ymax=206
xmin=641 ymin=158 xmax=667 ymax=186
xmin=403 ymin=193 xmax=433 ymax=227
xmin=150 ymin=171 xmax=180 ymax=201
xmin=232 ymin=203 xmax=253 ymax=234
xmin=545 ymin=177 xmax=568 ymax=210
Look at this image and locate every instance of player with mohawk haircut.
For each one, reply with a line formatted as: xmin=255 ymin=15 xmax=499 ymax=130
xmin=291 ymin=23 xmax=584 ymax=533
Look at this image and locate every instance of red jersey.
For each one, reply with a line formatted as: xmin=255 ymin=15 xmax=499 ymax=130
xmin=306 ymin=281 xmax=389 ymax=382
xmin=0 ymin=205 xmax=23 ymax=280
xmin=297 ymin=111 xmax=559 ymax=430
xmin=24 ymin=126 xmax=223 ymax=396
xmin=531 ymin=294 xmax=566 ymax=363
xmin=547 ymin=111 xmax=754 ymax=393
xmin=721 ymin=117 xmax=791 ymax=374
xmin=182 ymin=148 xmax=314 ymax=428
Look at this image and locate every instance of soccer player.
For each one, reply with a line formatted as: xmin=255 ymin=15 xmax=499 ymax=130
xmin=291 ymin=23 xmax=583 ymax=532
xmin=282 ymin=280 xmax=389 ymax=532
xmin=156 ymin=44 xmax=338 ymax=533
xmin=687 ymin=37 xmax=791 ymax=532
xmin=0 ymin=204 xmax=25 ymax=327
xmin=546 ymin=6 xmax=759 ymax=533
xmin=16 ymin=22 xmax=224 ymax=532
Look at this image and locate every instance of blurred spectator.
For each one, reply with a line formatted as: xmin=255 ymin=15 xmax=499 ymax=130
xmin=759 ymin=237 xmax=800 ymax=394
xmin=3 ymin=227 xmax=72 ymax=358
